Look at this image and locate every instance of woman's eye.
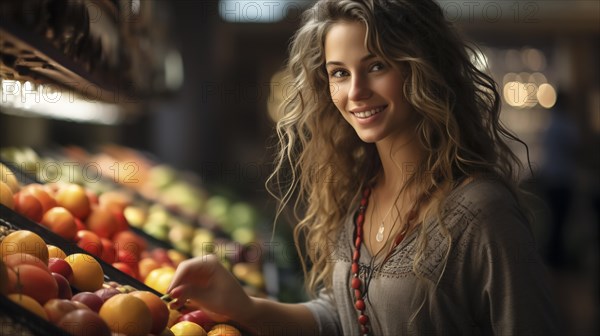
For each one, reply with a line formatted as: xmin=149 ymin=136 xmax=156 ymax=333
xmin=371 ymin=62 xmax=385 ymax=72
xmin=329 ymin=69 xmax=348 ymax=78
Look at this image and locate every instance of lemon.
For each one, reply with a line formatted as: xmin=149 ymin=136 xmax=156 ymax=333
xmin=171 ymin=321 xmax=207 ymax=336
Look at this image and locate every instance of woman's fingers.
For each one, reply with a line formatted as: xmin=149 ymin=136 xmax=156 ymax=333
xmin=166 ymin=255 xmax=215 ymax=293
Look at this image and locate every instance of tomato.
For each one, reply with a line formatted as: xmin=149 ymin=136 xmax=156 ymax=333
xmin=0 ymin=230 xmax=49 ymax=264
xmin=65 ymin=253 xmax=104 ymax=292
xmin=99 ymin=293 xmax=152 ymax=336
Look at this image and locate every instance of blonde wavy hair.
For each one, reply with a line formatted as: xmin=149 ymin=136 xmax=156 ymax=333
xmin=266 ymin=0 xmax=525 ymax=296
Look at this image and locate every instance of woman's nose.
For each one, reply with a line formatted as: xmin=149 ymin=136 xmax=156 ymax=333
xmin=348 ymin=75 xmax=372 ymax=101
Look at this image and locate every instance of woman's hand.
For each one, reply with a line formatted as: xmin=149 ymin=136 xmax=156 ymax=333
xmin=166 ymin=254 xmax=254 ymax=323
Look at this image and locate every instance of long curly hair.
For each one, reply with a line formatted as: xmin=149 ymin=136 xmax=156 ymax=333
xmin=267 ymin=0 xmax=525 ymax=296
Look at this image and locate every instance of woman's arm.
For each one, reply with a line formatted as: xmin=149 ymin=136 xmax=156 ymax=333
xmin=245 ymin=297 xmax=318 ymax=335
xmin=167 ymin=254 xmax=318 ymax=335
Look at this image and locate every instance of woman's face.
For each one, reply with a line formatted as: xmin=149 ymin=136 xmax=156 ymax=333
xmin=324 ymin=21 xmax=416 ymax=144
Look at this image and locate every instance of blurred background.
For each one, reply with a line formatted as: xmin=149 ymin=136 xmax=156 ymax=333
xmin=1 ymin=1 xmax=598 ymax=335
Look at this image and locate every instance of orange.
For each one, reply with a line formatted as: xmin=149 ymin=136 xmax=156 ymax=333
xmin=0 ymin=230 xmax=49 ymax=264
xmin=0 ymin=181 xmax=14 ymax=210
xmin=47 ymin=244 xmax=67 ymax=259
xmin=86 ymin=206 xmax=118 ymax=239
xmin=8 ymin=293 xmax=48 ymax=320
xmin=40 ymin=207 xmax=78 ymax=240
xmin=21 ymin=184 xmax=57 ymax=213
xmin=99 ymin=293 xmax=152 ymax=336
xmin=170 ymin=321 xmax=207 ymax=336
xmin=130 ymin=291 xmax=170 ymax=334
xmin=64 ymin=253 xmax=104 ymax=292
xmin=55 ymin=183 xmax=91 ymax=220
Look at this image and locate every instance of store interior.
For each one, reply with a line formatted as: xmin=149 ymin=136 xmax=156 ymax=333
xmin=1 ymin=1 xmax=598 ymax=335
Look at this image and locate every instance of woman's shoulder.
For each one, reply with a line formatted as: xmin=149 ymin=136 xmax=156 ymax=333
xmin=444 ymin=176 xmax=519 ymax=212
xmin=441 ymin=176 xmax=531 ymax=242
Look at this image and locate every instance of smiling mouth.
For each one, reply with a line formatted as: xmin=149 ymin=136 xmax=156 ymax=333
xmin=351 ymin=106 xmax=385 ymax=119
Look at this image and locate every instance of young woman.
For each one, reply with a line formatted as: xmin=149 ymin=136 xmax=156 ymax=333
xmin=167 ymin=1 xmax=560 ymax=335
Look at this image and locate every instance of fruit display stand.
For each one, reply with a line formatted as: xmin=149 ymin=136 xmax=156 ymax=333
xmin=1 ymin=155 xmax=256 ymax=335
xmin=1 ymin=146 xmax=270 ymax=297
xmin=0 ymin=204 xmax=248 ymax=336
xmin=0 ymin=206 xmax=159 ymax=335
xmin=0 ymin=205 xmax=162 ymax=293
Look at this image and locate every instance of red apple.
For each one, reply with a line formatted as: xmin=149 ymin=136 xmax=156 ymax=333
xmin=94 ymin=287 xmax=120 ymax=302
xmin=177 ymin=309 xmax=216 ymax=331
xmin=71 ymin=292 xmax=103 ymax=313
xmin=57 ymin=309 xmax=111 ymax=336
xmin=52 ymin=272 xmax=73 ymax=299
xmin=48 ymin=257 xmax=73 ymax=280
xmin=43 ymin=299 xmax=81 ymax=323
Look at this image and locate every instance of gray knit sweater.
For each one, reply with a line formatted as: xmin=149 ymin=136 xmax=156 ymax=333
xmin=303 ymin=178 xmax=560 ymax=335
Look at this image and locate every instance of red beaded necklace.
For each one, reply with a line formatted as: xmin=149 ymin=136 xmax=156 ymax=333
xmin=352 ymin=187 xmax=412 ymax=335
